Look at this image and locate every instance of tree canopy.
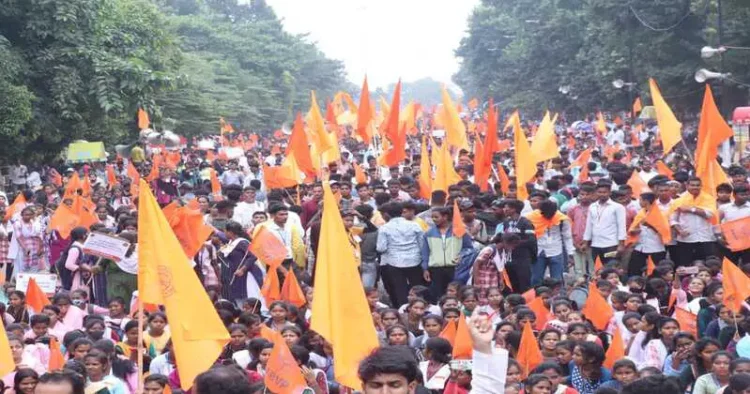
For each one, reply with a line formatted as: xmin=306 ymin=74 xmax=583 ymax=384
xmin=455 ymin=0 xmax=750 ymax=120
xmin=0 ymin=0 xmax=352 ymax=162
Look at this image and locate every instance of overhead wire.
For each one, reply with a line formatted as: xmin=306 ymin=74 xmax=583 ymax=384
xmin=629 ymin=0 xmax=709 ymax=32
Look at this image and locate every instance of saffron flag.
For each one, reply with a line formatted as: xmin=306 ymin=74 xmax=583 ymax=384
xmin=675 ymin=307 xmax=698 ymax=338
xmin=433 ymin=141 xmax=461 ymax=193
xmin=210 ymin=168 xmax=222 ymax=200
xmin=354 ymin=162 xmax=367 ymax=184
xmin=164 ymin=206 xmax=213 ymax=259
xmin=655 ymin=160 xmax=674 ymax=179
xmin=517 ymin=321 xmax=543 ymax=377
xmin=137 ymin=179 xmax=229 ymax=390
xmin=530 ymin=111 xmax=560 ymax=163
xmin=527 ymin=296 xmax=550 ymax=331
xmin=441 ymin=86 xmax=469 ymax=150
xmin=582 ymin=281 xmax=614 ymax=331
xmin=649 ymin=78 xmax=682 ymax=154
xmin=418 ymin=137 xmax=432 ymax=200
xmin=309 ymin=91 xmax=332 ymax=153
xmin=106 ymin=165 xmax=118 ymax=187
xmin=695 ymin=85 xmax=734 ymax=196
xmin=627 ymin=171 xmax=650 ymax=198
xmin=49 ymin=337 xmax=65 ymax=371
xmin=596 ymin=112 xmax=607 ymax=136
xmin=512 ymin=111 xmax=536 ymax=201
xmin=452 ymin=313 xmax=473 ymax=360
xmin=356 ymin=76 xmax=373 ymax=144
xmin=604 ymin=326 xmax=625 ymax=370
xmin=633 ymin=97 xmax=643 ymax=116
xmin=311 ymin=182 xmax=379 ymax=390
xmin=594 ymin=256 xmax=603 ymax=273
xmin=250 ymin=226 xmax=288 ymax=268
xmin=280 ymin=269 xmax=306 ymax=308
xmin=381 ymin=81 xmax=406 ymax=167
xmin=261 ymin=268 xmax=281 ymax=305
xmin=4 ymin=193 xmax=26 ymax=221
xmin=48 ymin=204 xmax=80 ymax=239
xmin=497 ymin=165 xmax=511 ymax=195
xmin=452 ymin=200 xmax=466 ymax=237
xmin=0 ymin=317 xmax=15 ymax=376
xmin=722 ymin=257 xmax=750 ymax=314
xmin=25 ymin=277 xmax=50 ymax=313
xmin=138 ymin=108 xmax=150 ymax=130
xmin=647 ymin=256 xmax=656 ymax=276
xmin=286 ymin=113 xmax=316 ymax=179
xmin=439 ymin=321 xmax=457 ymax=346
xmin=265 ymin=333 xmax=307 ymax=394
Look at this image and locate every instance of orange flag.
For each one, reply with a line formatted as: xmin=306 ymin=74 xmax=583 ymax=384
xmin=582 ymin=281 xmax=614 ymax=330
xmin=354 ymin=162 xmax=367 ymax=184
xmin=310 ymin=91 xmax=332 ymax=153
xmin=286 ymin=113 xmax=316 ymax=179
xmin=439 ymin=321 xmax=457 ymax=345
xmin=441 ymin=86 xmax=469 ymax=150
xmin=452 ymin=313 xmax=473 ymax=360
xmin=250 ymin=226 xmax=288 ymax=268
xmin=280 ymin=269 xmax=306 ymax=308
xmin=164 ymin=206 xmax=213 ymax=259
xmin=647 ymin=256 xmax=656 ymax=276
xmin=527 ymin=297 xmax=550 ymax=331
xmin=4 ymin=193 xmax=26 ymax=221
xmin=474 ymin=137 xmax=490 ymax=192
xmin=633 ymin=97 xmax=643 ymax=116
xmin=106 ymin=165 xmax=118 ymax=188
xmin=418 ymin=137 xmax=432 ymax=200
xmin=265 ymin=333 xmax=308 ymax=394
xmin=482 ymin=99 xmax=500 ymax=161
xmin=502 ymin=270 xmax=513 ymax=291
xmin=604 ymin=326 xmax=625 ymax=370
xmin=530 ymin=111 xmax=560 ymax=163
xmin=0 ymin=320 xmax=15 ymax=377
xmin=137 ymin=108 xmax=150 ymax=129
xmin=594 ymin=255 xmax=603 ymax=273
xmin=137 ymin=179 xmax=229 ymax=390
xmin=261 ymin=268 xmax=281 ymax=305
xmin=263 ymin=165 xmax=298 ymax=190
xmin=512 ymin=111 xmax=535 ymax=201
xmin=695 ymin=85 xmax=735 ymax=196
xmin=497 ymin=165 xmax=511 ymax=195
xmin=655 ymin=160 xmax=674 ymax=179
xmin=675 ymin=307 xmax=698 ymax=337
xmin=325 ymin=100 xmax=339 ymax=129
xmin=649 ymin=78 xmax=682 ymax=154
xmin=517 ymin=321 xmax=543 ymax=377
xmin=627 ymin=171 xmax=650 ymax=198
xmin=382 ymin=81 xmax=406 ymax=167
xmin=65 ymin=172 xmax=82 ymax=197
xmin=644 ymin=205 xmax=672 ymax=244
xmin=356 ymin=76 xmax=373 ymax=144
xmin=49 ymin=337 xmax=65 ymax=371
xmin=48 ymin=204 xmax=79 ymax=239
xmin=722 ymin=257 xmax=750 ymax=314
xmin=310 ymin=182 xmax=379 ymax=390
xmin=25 ymin=277 xmax=50 ymax=313
xmin=259 ymin=324 xmax=281 ymax=342
xmin=49 ymin=168 xmax=63 ymax=187
xmin=452 ymin=200 xmax=466 ymax=237
xmin=433 ymin=141 xmax=461 ymax=193
xmin=210 ymin=168 xmax=222 ymax=199
xmin=570 ymin=149 xmax=592 ymax=169
xmin=70 ymin=196 xmax=99 ymax=230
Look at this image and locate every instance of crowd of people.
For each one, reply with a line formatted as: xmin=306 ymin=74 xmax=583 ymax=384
xmin=1 ymin=104 xmax=750 ymax=394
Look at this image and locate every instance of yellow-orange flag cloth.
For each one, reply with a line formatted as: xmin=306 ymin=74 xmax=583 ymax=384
xmin=26 ymin=277 xmax=51 ymax=314
xmin=627 ymin=206 xmax=672 ymax=246
xmin=649 ymin=78 xmax=682 ymax=154
xmin=530 ymin=112 xmax=560 ymax=163
xmin=137 ymin=179 xmax=229 ymax=390
xmin=265 ymin=331 xmax=307 ymax=394
xmin=311 ymin=182 xmax=379 ymax=390
xmin=452 ymin=313 xmax=473 ymax=360
xmin=695 ymin=85 xmax=734 ymax=196
xmin=137 ymin=108 xmax=150 ymax=130
xmin=433 ymin=141 xmax=461 ymax=193
xmin=722 ymin=257 xmax=750 ymax=314
xmin=418 ymin=136 xmax=433 ymax=200
xmin=452 ymin=200 xmax=467 ymax=237
xmin=512 ymin=111 xmax=535 ymax=201
xmin=0 ymin=316 xmax=15 ymax=376
xmin=441 ymin=86 xmax=469 ymax=150
xmin=647 ymin=256 xmax=656 ymax=276
xmin=582 ymin=281 xmax=614 ymax=331
xmin=525 ymin=210 xmax=568 ymax=238
xmin=309 ymin=91 xmax=332 ymax=153
xmin=633 ymin=97 xmax=643 ymax=116
xmin=669 ymin=191 xmax=718 ymax=225
xmin=626 ymin=171 xmax=650 ymax=199
xmin=439 ymin=320 xmax=457 ymax=346
xmin=49 ymin=337 xmax=66 ymax=371
xmin=356 ymin=76 xmax=373 ymax=144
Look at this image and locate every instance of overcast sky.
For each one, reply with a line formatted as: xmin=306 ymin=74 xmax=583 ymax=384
xmin=265 ymin=0 xmax=479 ymax=90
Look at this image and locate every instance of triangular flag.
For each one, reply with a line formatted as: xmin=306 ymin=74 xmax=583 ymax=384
xmin=49 ymin=337 xmax=65 ymax=371
xmin=517 ymin=321 xmax=543 ymax=377
xmin=582 ymin=281 xmax=614 ymax=331
xmin=4 ymin=193 xmax=26 ymax=221
xmin=594 ymin=255 xmax=603 ymax=273
xmin=137 ymin=108 xmax=150 ymax=130
xmin=310 ymin=182 xmax=379 ymax=390
xmin=452 ymin=200 xmax=466 ymax=238
xmin=647 ymin=256 xmax=656 ymax=276
xmin=265 ymin=332 xmax=307 ymax=394
xmin=250 ymin=226 xmax=288 ymax=268
xmin=280 ymin=269 xmax=306 ymax=308
xmin=675 ymin=307 xmax=698 ymax=338
xmin=655 ymin=160 xmax=674 ymax=179
xmin=596 ymin=112 xmax=607 ymax=136
xmin=452 ymin=313 xmax=473 ymax=360
xmin=497 ymin=165 xmax=511 ymax=195
xmin=48 ymin=203 xmax=80 ymax=239
xmin=381 ymin=81 xmax=406 ymax=167
xmin=522 ymin=288 xmax=536 ymax=304
xmin=502 ymin=270 xmax=513 ymax=291
xmin=285 ymin=113 xmax=316 ymax=179
xmin=260 ymin=268 xmax=281 ymax=305
xmin=26 ymin=277 xmax=51 ymax=313
xmin=604 ymin=326 xmax=625 ymax=370
xmin=649 ymin=78 xmax=683 ymax=154
xmin=0 ymin=317 xmax=15 ymax=376
xmin=695 ymin=85 xmax=735 ymax=196
xmin=106 ymin=165 xmax=118 ymax=188
xmin=309 ymin=91 xmax=332 ymax=153
xmin=356 ymin=76 xmax=373 ymax=144
xmin=137 ymin=179 xmax=229 ymax=390
xmin=164 ymin=206 xmax=214 ymax=260
xmin=512 ymin=111 xmax=535 ymax=201
xmin=439 ymin=321 xmax=457 ymax=346
xmin=527 ymin=297 xmax=550 ymax=331
xmin=627 ymin=171 xmax=650 ymax=198
xmin=418 ymin=136 xmax=432 ymax=200
xmin=433 ymin=140 xmax=461 ymax=193
xmin=633 ymin=97 xmax=643 ymax=116
xmin=722 ymin=257 xmax=750 ymax=314
xmin=354 ymin=162 xmax=367 ymax=184
xmin=441 ymin=86 xmax=469 ymax=150
xmin=530 ymin=111 xmax=560 ymax=163
xmin=210 ymin=168 xmax=222 ymax=200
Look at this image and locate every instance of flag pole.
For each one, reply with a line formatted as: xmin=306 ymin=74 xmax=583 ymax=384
xmin=137 ymin=297 xmax=145 ymax=393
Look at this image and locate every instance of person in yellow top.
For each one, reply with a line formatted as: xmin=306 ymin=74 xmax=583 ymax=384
xmin=403 ymin=201 xmax=429 ymax=231
xmin=143 ymin=312 xmax=171 ymax=356
xmin=130 ymin=142 xmax=146 ymax=165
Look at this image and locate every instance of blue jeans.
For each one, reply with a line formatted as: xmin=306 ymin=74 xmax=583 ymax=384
xmin=531 ymin=252 xmax=565 ymax=286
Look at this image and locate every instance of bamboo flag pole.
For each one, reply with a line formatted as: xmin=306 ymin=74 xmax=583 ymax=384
xmin=137 ymin=297 xmax=145 ymax=393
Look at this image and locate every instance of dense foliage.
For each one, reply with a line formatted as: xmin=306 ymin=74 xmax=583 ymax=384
xmin=0 ymin=0 xmax=352 ymax=162
xmin=455 ymin=0 xmax=750 ymax=120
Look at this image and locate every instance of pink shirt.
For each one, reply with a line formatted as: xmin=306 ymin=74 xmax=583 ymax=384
xmin=60 ymin=304 xmax=86 ymax=332
xmin=567 ymin=203 xmax=590 ymax=246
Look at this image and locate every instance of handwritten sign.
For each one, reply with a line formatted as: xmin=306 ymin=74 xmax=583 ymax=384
xmin=721 ymin=216 xmax=750 ymax=252
xmin=81 ymin=232 xmax=131 ymax=262
xmin=16 ymin=273 xmax=58 ymax=294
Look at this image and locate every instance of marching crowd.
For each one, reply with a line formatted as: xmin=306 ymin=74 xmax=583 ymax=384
xmin=1 ymin=102 xmax=750 ymax=394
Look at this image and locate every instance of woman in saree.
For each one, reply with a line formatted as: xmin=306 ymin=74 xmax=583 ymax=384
xmin=219 ymin=221 xmax=264 ymax=307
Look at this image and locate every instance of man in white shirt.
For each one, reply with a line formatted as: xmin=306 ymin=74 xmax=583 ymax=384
xmin=639 ymin=161 xmax=659 ymax=184
xmin=719 ymin=183 xmax=750 ymax=264
xmin=606 ymin=128 xmax=626 ymax=146
xmin=582 ymin=181 xmax=627 ymax=265
xmin=9 ymin=162 xmax=27 ymax=192
xmin=628 ymin=192 xmax=667 ymax=277
xmin=670 ymin=177 xmax=717 ymax=267
xmin=232 ymin=186 xmax=266 ymax=230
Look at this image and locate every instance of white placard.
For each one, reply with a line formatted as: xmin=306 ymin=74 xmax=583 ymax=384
xmin=81 ymin=232 xmax=131 ymax=262
xmin=16 ymin=273 xmax=58 ymax=294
